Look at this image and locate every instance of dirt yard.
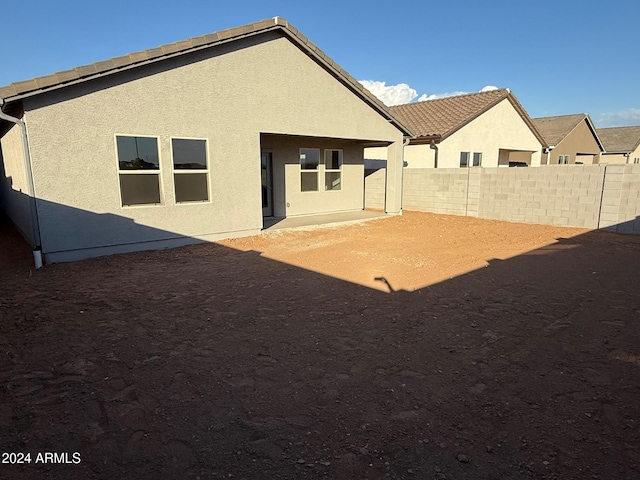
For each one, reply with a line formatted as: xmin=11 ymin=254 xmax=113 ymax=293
xmin=1 ymin=211 xmax=639 ymax=479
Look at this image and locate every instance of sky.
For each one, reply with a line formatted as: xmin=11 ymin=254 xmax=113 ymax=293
xmin=1 ymin=0 xmax=638 ymax=127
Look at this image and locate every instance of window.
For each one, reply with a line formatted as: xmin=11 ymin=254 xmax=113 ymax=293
xmin=460 ymin=152 xmax=470 ymax=168
xmin=172 ymin=138 xmax=209 ymax=203
xmin=300 ymin=148 xmax=319 ymax=192
xmin=558 ymin=155 xmax=570 ymax=164
xmin=472 ymin=152 xmax=482 ymax=167
xmin=116 ymin=135 xmax=161 ymax=206
xmin=324 ymin=149 xmax=342 ymax=191
xmin=634 ymin=158 xmax=639 ymax=164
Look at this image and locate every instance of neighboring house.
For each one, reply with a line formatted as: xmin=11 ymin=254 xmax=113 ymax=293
xmin=532 ymin=114 xmax=604 ymax=165
xmin=0 ymin=17 xmax=411 ymax=264
xmin=365 ymin=88 xmax=546 ymax=168
xmin=597 ymin=126 xmax=640 ymax=164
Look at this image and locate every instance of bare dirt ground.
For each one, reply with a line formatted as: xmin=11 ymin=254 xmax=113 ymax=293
xmin=1 ymin=210 xmax=639 ymax=479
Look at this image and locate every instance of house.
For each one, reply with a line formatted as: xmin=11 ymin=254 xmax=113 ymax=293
xmin=0 ymin=17 xmax=412 ymax=264
xmin=597 ymin=126 xmax=640 ymax=164
xmin=365 ymin=88 xmax=546 ymax=169
xmin=532 ymin=114 xmax=604 ymax=165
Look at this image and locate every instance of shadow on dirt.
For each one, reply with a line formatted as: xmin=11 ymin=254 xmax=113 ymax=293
xmin=0 ymin=212 xmax=639 ymax=479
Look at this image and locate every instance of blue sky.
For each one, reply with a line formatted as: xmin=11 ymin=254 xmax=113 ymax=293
xmin=2 ymin=0 xmax=638 ymax=127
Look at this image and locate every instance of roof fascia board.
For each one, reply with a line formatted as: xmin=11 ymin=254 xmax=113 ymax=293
xmin=583 ymin=115 xmax=606 ymax=152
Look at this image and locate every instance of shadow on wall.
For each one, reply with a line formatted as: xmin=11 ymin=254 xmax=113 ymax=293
xmin=0 ymin=178 xmax=226 ymax=264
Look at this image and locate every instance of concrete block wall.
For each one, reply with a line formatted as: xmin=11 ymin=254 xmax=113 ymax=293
xmin=601 ymin=165 xmax=640 ymax=234
xmin=392 ymin=164 xmax=640 ymax=233
xmin=478 ymin=165 xmax=606 ymax=228
xmin=403 ymin=168 xmax=474 ymax=216
xmin=364 ymin=169 xmax=386 ymax=210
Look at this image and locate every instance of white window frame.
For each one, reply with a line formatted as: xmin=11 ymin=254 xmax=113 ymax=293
xmin=300 ymin=148 xmax=320 ymax=192
xmin=472 ymin=152 xmax=482 ymax=167
xmin=170 ymin=137 xmax=211 ymax=204
xmin=115 ymin=134 xmax=163 ymax=208
xmin=558 ymin=155 xmax=570 ymax=164
xmin=324 ymin=149 xmax=343 ymax=191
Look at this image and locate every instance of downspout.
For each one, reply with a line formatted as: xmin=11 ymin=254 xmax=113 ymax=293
xmin=429 ymin=140 xmax=439 ymax=168
xmin=0 ymin=101 xmax=43 ymax=268
xmin=399 ymin=137 xmax=411 ymax=213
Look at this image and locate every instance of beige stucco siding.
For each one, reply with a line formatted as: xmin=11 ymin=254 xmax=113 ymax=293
xmin=600 ymin=144 xmax=640 ymax=165
xmin=545 ymin=120 xmax=601 ymax=165
xmin=20 ymin=32 xmax=404 ymax=258
xmin=367 ymin=99 xmax=543 ymax=169
xmin=261 ymin=135 xmax=365 ymax=216
xmin=0 ymin=124 xmax=37 ymax=244
xmin=428 ymin=99 xmax=543 ymax=168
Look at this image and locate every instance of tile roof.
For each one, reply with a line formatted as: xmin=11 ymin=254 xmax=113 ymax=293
xmin=596 ymin=126 xmax=640 ymax=153
xmin=0 ymin=17 xmax=412 ymax=137
xmin=532 ymin=114 xmax=587 ymax=146
xmin=389 ymin=88 xmax=546 ymax=146
xmin=532 ymin=113 xmax=604 ymax=151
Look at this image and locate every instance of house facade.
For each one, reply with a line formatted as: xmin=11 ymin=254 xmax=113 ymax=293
xmin=0 ymin=18 xmax=411 ymax=263
xmin=365 ymin=89 xmax=546 ymax=169
xmin=532 ymin=114 xmax=603 ymax=165
xmin=597 ymin=126 xmax=640 ymax=164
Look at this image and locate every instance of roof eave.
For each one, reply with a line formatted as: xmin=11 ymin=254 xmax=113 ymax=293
xmin=0 ymin=17 xmax=414 ymax=138
xmin=1 ymin=21 xmax=285 ymax=105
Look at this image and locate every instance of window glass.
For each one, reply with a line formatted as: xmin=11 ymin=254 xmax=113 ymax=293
xmin=325 ymin=172 xmax=341 ymax=191
xmin=472 ymin=152 xmax=482 ymax=167
xmin=173 ymin=139 xmax=207 ymax=169
xmin=172 ymin=138 xmax=209 ymax=202
xmin=174 ymin=173 xmax=208 ymax=203
xmin=301 ymin=172 xmax=318 ymax=192
xmin=300 ymin=148 xmax=320 ymax=170
xmin=117 ymin=136 xmax=159 ymax=170
xmin=325 ymin=150 xmax=342 ymax=170
xmin=116 ymin=135 xmax=161 ymax=206
xmin=120 ymin=174 xmax=161 ymax=206
xmin=460 ymin=152 xmax=470 ymax=168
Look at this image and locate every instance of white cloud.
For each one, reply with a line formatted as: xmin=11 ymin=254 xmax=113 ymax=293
xmin=359 ymin=81 xmax=500 ymax=106
xmin=417 ymin=85 xmax=500 ymax=102
xmin=359 ymin=80 xmax=419 ymax=106
xmin=597 ymin=108 xmax=640 ymax=128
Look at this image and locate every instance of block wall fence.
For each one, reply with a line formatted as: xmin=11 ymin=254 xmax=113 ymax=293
xmin=365 ymin=165 xmax=640 ymax=234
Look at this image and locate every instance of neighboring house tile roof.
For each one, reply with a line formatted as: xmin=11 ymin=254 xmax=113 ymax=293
xmin=389 ymin=88 xmax=547 ymax=146
xmin=532 ymin=113 xmax=604 ymax=151
xmin=0 ymin=17 xmax=413 ymax=137
xmin=597 ymin=126 xmax=640 ymax=154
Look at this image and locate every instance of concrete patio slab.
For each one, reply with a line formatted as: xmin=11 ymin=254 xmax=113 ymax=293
xmin=262 ymin=209 xmax=391 ymax=231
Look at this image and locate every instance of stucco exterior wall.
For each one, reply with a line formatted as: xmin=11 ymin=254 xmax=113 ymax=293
xmin=366 ymin=99 xmax=543 ymax=169
xmin=600 ymin=153 xmax=629 ymax=164
xmin=0 ymin=124 xmax=36 ymax=245
xmin=545 ymin=120 xmax=601 ymax=165
xmin=20 ymin=32 xmax=404 ymax=261
xmin=260 ymin=135 xmax=366 ymax=217
xmin=600 ymin=144 xmax=640 ymax=165
xmin=434 ymin=99 xmax=543 ymax=168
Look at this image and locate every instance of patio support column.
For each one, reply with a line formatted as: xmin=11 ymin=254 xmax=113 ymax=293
xmin=385 ymin=139 xmax=403 ymax=214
